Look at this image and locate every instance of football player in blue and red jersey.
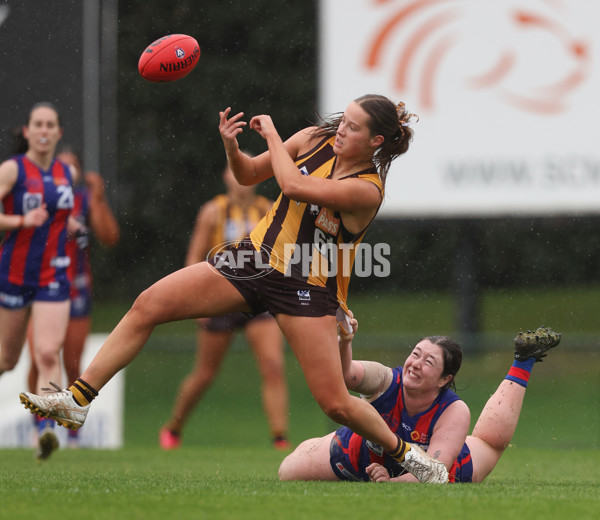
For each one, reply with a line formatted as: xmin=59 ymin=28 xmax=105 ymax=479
xmin=0 ymin=102 xmax=80 ymax=460
xmin=26 ymin=148 xmax=120 ymax=448
xmin=278 ymin=313 xmax=561 ymax=484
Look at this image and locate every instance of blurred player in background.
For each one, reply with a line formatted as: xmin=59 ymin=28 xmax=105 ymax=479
xmin=278 ymin=314 xmax=561 ymax=483
xmin=160 ymin=165 xmax=289 ymax=450
xmin=27 ymin=147 xmax=120 ymax=448
xmin=0 ymin=102 xmax=81 ymax=460
xmin=20 ymin=94 xmax=451 ymax=480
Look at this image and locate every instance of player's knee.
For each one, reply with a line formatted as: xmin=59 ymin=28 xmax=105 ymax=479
xmin=277 ymin=456 xmax=292 ymax=481
xmin=258 ymin=357 xmax=284 ymax=381
xmin=130 ymin=287 xmax=163 ymax=325
xmin=35 ymin=346 xmax=60 ymax=369
xmin=319 ymin=397 xmax=351 ymax=426
xmin=278 ymin=452 xmax=303 ymax=481
xmin=131 ymin=288 xmax=152 ymax=313
xmin=0 ymin=341 xmax=25 ymax=371
xmin=188 ymin=370 xmax=215 ymax=390
xmin=0 ymin=356 xmax=19 ymax=372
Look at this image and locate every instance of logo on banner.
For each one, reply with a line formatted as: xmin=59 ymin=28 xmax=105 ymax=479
xmin=364 ymin=0 xmax=590 ymax=114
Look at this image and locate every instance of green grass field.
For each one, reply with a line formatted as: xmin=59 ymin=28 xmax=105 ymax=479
xmin=90 ymin=284 xmax=600 ymax=340
xmin=1 ymin=288 xmax=599 ymax=519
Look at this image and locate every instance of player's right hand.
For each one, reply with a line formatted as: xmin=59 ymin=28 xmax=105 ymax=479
xmin=23 ymin=204 xmax=49 ymax=228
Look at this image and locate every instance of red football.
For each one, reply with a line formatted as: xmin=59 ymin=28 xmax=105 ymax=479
xmin=138 ymin=34 xmax=200 ymax=83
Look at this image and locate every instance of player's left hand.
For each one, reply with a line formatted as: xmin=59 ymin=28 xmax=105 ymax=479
xmin=366 ymin=463 xmax=391 ymax=483
xmin=337 ymin=308 xmax=358 ymax=340
xmin=249 ymin=114 xmax=277 ymax=139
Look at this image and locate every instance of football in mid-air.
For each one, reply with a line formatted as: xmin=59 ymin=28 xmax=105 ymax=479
xmin=138 ymin=34 xmax=200 ymax=83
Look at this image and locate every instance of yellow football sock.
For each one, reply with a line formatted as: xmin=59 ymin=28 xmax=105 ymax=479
xmin=69 ymin=378 xmax=98 ymax=407
xmin=389 ymin=435 xmax=411 ymax=462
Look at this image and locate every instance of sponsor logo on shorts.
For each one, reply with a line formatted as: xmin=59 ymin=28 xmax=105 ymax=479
xmin=366 ymin=440 xmax=384 ymax=457
xmin=0 ymin=292 xmax=24 ymax=308
xmin=297 ymin=290 xmax=310 ymax=304
xmin=335 ymin=462 xmax=362 ymax=481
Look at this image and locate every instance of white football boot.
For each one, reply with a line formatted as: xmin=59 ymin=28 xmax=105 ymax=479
xmin=20 ymin=382 xmax=90 ymax=431
xmin=401 ymin=444 xmax=449 ymax=484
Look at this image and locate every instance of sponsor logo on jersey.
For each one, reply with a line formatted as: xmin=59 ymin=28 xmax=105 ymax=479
xmin=23 ymin=193 xmax=43 ymax=212
xmin=315 ymin=207 xmax=340 ymax=235
xmin=411 ymin=430 xmax=429 ymax=444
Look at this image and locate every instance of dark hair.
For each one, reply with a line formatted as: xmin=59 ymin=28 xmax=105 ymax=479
xmin=27 ymin=101 xmax=62 ymax=126
xmin=10 ymin=127 xmax=28 ymax=154
xmin=313 ymin=94 xmax=417 ymax=187
xmin=421 ymin=335 xmax=462 ymax=391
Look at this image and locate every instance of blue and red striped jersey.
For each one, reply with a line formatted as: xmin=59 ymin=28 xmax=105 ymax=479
xmin=1 ymin=155 xmax=74 ymax=287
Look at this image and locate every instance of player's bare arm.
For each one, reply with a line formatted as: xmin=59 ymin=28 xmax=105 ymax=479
xmin=185 ymin=201 xmax=218 ymax=266
xmin=427 ymin=399 xmax=471 ymax=470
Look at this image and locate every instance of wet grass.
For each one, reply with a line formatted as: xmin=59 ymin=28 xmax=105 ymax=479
xmin=91 ymin=285 xmax=600 ymax=341
xmin=1 ymin=287 xmax=598 ymax=519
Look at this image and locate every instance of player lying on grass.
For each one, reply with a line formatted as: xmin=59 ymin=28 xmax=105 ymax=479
xmin=278 ymin=314 xmax=561 ymax=483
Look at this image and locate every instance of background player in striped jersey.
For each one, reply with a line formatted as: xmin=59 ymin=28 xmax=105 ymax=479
xmin=26 ymin=147 xmax=120 ymax=448
xmin=278 ymin=313 xmax=561 ymax=483
xmin=160 ymin=165 xmax=290 ymax=450
xmin=0 ymin=102 xmax=81 ymax=460
xmin=20 ymin=95 xmax=451 ymax=481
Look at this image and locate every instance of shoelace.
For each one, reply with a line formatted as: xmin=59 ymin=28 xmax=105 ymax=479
xmin=404 ymin=449 xmax=442 ymax=479
xmin=404 ymin=457 xmax=431 ymax=474
xmin=41 ymin=381 xmax=66 ymax=393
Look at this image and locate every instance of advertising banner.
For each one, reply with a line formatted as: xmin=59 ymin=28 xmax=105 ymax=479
xmin=319 ymin=0 xmax=600 ymax=217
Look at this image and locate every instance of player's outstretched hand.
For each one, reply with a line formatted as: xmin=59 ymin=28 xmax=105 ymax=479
xmin=249 ymin=114 xmax=277 ymax=140
xmin=219 ymin=107 xmax=247 ymax=151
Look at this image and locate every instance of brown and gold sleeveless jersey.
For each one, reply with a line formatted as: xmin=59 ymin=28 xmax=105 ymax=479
xmin=249 ymin=136 xmax=383 ymax=310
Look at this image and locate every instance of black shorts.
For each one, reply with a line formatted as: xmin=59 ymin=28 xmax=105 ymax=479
xmin=200 ymin=311 xmax=274 ymax=332
xmin=208 ymin=239 xmax=338 ymax=318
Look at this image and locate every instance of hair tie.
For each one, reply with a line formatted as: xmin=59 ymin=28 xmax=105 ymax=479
xmin=399 ymin=113 xmax=419 ymax=128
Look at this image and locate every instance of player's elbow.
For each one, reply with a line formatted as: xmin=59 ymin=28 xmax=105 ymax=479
xmin=279 ymin=178 xmax=303 ymax=201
